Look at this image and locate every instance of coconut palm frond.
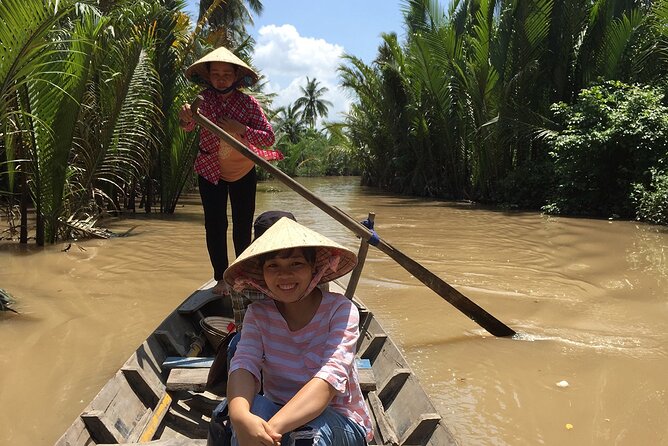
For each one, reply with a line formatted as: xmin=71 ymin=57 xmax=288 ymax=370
xmin=272 ymin=104 xmax=307 ymax=144
xmin=524 ymin=0 xmax=554 ymax=51
xmin=46 ymin=20 xmax=101 ymax=238
xmin=159 ymin=119 xmax=199 ymax=213
xmin=27 ymin=11 xmax=100 ymax=243
xmin=600 ymin=9 xmax=643 ymax=78
xmin=0 ymin=0 xmax=80 ymax=101
xmin=0 ymin=0 xmax=83 ymax=202
xmin=80 ymin=41 xmax=161 ymax=217
xmin=641 ymin=0 xmax=668 ymax=78
xmin=294 ymin=77 xmax=333 ymax=129
xmin=106 ymin=49 xmax=162 ymax=178
xmin=409 ymin=33 xmax=452 ymax=112
xmin=401 ymin=0 xmax=448 ymax=35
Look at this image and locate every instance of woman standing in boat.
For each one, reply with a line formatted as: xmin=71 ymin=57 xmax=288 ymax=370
xmin=179 ymin=47 xmax=279 ymax=296
xmin=223 ymin=218 xmax=373 ymax=445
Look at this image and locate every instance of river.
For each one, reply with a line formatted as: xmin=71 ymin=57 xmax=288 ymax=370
xmin=1 ymin=176 xmax=667 ymax=445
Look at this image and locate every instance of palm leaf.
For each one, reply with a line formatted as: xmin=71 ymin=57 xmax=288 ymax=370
xmin=600 ymin=9 xmax=643 ymax=78
xmin=0 ymin=0 xmax=81 ymax=192
xmin=524 ymin=0 xmax=554 ymax=51
xmin=15 ymin=5 xmax=98 ymax=242
xmin=71 ymin=9 xmax=163 ymax=216
xmin=40 ymin=15 xmax=99 ymax=241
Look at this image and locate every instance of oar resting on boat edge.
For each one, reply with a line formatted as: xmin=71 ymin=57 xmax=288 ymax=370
xmin=190 ymin=96 xmax=516 ymax=338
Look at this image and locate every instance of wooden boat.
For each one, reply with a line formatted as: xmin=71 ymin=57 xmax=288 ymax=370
xmin=56 ymin=93 xmax=514 ymax=446
xmin=55 ymin=278 xmax=459 ymax=445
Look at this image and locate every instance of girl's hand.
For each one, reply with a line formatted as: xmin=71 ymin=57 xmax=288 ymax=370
xmin=233 ymin=412 xmax=282 ymax=446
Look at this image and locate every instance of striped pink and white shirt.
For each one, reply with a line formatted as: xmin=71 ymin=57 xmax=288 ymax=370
xmin=229 ymin=291 xmax=373 ymax=441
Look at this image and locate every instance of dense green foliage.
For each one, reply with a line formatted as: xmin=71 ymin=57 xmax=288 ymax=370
xmin=3 ymin=0 xmax=668 ymax=244
xmin=339 ymin=0 xmax=668 ymax=223
xmin=274 ymin=127 xmax=360 ymax=178
xmin=0 ymin=0 xmax=355 ymax=244
xmin=1 ymin=0 xmax=198 ymax=243
xmin=269 ymin=79 xmax=358 ymax=178
xmin=633 ymin=168 xmax=668 ymax=225
xmin=546 ymin=81 xmax=668 ymax=219
xmin=0 ymin=0 xmax=267 ymax=243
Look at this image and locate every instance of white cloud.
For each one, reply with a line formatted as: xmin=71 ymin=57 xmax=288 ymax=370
xmin=253 ymin=24 xmax=351 ymax=123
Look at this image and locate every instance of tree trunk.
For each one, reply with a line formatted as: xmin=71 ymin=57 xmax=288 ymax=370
xmin=19 ymin=169 xmax=28 ymax=244
xmin=144 ymin=176 xmax=152 ymax=213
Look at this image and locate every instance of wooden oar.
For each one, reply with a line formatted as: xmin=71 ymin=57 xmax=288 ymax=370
xmin=189 ymin=97 xmax=516 ymax=337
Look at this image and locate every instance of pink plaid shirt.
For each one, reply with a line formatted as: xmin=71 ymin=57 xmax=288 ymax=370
xmin=184 ymin=89 xmax=278 ymax=184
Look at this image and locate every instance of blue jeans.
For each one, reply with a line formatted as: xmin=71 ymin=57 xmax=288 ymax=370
xmin=229 ymin=394 xmax=366 ymax=446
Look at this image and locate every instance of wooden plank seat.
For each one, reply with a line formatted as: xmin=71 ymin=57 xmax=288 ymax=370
xmin=80 ymin=395 xmax=173 ymax=444
xmin=359 ymin=333 xmax=388 ymax=362
xmin=165 ymin=358 xmax=375 ymax=392
xmin=163 ymin=357 xmax=215 ymax=369
xmin=122 ymin=367 xmax=160 ymax=408
xmin=378 ymin=368 xmax=411 ymax=406
xmin=167 ymin=368 xmax=210 ymax=392
xmin=78 ymin=359 xmax=173 ymax=444
xmin=154 ymin=330 xmax=187 ymax=357
xmin=80 ymin=410 xmax=126 ymax=444
xmin=366 ymin=390 xmax=442 ymax=446
xmin=357 ymin=358 xmax=377 ymax=392
xmin=400 ymin=413 xmax=442 ymax=445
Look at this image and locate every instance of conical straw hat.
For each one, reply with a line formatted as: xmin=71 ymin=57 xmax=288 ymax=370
xmin=223 ymin=218 xmax=357 ymax=290
xmin=185 ymin=47 xmax=259 ymax=88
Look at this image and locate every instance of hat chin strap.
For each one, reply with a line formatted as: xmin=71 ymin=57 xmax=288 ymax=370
xmin=212 ymin=79 xmax=240 ymax=95
xmin=232 ymin=255 xmax=342 ymax=302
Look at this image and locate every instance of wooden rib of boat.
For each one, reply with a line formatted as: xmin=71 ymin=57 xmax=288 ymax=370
xmin=55 ymin=278 xmax=459 ymax=446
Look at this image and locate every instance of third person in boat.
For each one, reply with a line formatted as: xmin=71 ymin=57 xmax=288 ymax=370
xmin=179 ymin=46 xmax=281 ymax=296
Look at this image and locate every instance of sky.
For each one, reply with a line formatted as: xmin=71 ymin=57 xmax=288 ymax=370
xmin=184 ymin=0 xmax=407 ymax=122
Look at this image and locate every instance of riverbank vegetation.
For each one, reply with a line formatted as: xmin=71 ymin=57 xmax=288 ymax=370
xmin=340 ymin=0 xmax=668 ymax=224
xmin=2 ymin=0 xmax=668 ymax=246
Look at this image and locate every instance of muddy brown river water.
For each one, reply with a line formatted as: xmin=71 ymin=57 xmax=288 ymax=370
xmin=1 ymin=176 xmax=667 ymax=445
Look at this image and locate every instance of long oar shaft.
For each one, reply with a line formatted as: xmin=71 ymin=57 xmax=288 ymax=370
xmin=190 ymin=97 xmax=516 ymax=337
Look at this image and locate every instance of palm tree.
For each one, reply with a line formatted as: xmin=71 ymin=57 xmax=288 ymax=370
xmin=0 ymin=0 xmax=197 ymax=243
xmin=341 ymin=0 xmax=667 ymax=204
xmin=1 ymin=0 xmax=98 ymax=244
xmin=294 ymin=77 xmax=333 ymax=129
xmin=339 ymin=52 xmax=395 ymax=188
xmin=198 ymin=0 xmax=263 ymax=48
xmin=272 ymin=103 xmax=307 ymax=144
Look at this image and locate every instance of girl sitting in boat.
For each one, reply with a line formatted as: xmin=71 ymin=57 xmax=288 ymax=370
xmin=222 ymin=217 xmax=373 ymax=445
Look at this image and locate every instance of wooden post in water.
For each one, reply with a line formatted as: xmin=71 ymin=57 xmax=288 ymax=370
xmin=345 ymin=212 xmax=375 ymax=299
